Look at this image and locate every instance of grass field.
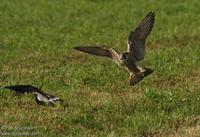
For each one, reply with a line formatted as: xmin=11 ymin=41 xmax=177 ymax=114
xmin=0 ymin=0 xmax=200 ymax=136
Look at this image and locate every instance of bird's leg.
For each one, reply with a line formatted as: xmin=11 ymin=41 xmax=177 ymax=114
xmin=129 ymin=73 xmax=139 ymax=86
xmin=129 ymin=72 xmax=144 ymax=86
xmin=129 ymin=73 xmax=134 ymax=80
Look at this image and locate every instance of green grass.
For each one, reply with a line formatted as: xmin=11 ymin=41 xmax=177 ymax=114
xmin=0 ymin=0 xmax=200 ymax=136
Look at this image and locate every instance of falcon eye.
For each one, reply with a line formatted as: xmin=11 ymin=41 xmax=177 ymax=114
xmin=122 ymin=53 xmax=129 ymax=60
xmin=122 ymin=54 xmax=127 ymax=59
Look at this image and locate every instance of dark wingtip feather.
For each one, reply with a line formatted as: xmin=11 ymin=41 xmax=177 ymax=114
xmin=4 ymin=85 xmax=40 ymax=93
xmin=4 ymin=85 xmax=20 ymax=90
xmin=148 ymin=11 xmax=155 ymax=17
xmin=4 ymin=86 xmax=12 ymax=90
xmin=73 ymin=46 xmax=87 ymax=53
xmin=143 ymin=11 xmax=156 ymax=34
xmin=4 ymin=85 xmax=29 ymax=93
xmin=73 ymin=47 xmax=81 ymax=50
xmin=145 ymin=11 xmax=155 ymax=21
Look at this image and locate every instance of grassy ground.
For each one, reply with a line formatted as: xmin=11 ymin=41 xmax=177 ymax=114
xmin=0 ymin=0 xmax=200 ymax=136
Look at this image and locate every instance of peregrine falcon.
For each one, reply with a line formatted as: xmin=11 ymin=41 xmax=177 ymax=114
xmin=74 ymin=12 xmax=155 ymax=86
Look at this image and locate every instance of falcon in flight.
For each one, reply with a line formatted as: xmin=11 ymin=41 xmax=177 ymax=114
xmin=74 ymin=12 xmax=155 ymax=86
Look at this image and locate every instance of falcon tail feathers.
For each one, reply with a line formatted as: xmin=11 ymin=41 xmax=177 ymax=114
xmin=129 ymin=67 xmax=153 ymax=86
xmin=143 ymin=67 xmax=154 ymax=77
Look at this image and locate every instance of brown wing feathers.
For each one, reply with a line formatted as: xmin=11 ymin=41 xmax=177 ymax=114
xmin=138 ymin=12 xmax=155 ymax=39
xmin=74 ymin=46 xmax=112 ymax=58
xmin=129 ymin=12 xmax=155 ymax=41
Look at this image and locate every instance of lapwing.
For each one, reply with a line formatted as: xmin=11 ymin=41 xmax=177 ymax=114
xmin=5 ymin=85 xmax=64 ymax=106
xmin=74 ymin=12 xmax=155 ymax=86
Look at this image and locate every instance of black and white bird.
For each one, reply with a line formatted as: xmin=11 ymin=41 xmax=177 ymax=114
xmin=5 ymin=85 xmax=64 ymax=106
xmin=74 ymin=12 xmax=155 ymax=86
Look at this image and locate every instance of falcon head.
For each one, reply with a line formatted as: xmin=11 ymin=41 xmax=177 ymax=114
xmin=119 ymin=52 xmax=129 ymax=64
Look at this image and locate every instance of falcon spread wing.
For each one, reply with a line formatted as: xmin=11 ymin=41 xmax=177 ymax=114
xmin=74 ymin=46 xmax=121 ymax=65
xmin=128 ymin=12 xmax=155 ymax=61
